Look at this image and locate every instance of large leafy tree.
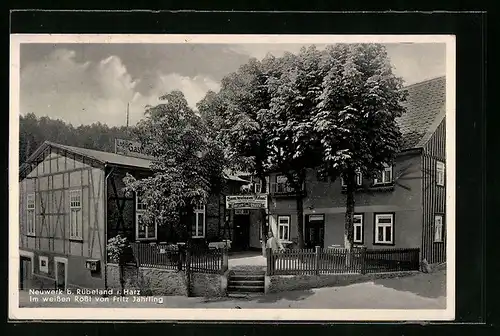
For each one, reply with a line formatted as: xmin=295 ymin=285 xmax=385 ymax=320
xmin=266 ymin=47 xmax=324 ymax=248
xmin=202 ymin=56 xmax=279 ymax=247
xmin=313 ymin=43 xmax=407 ymax=251
xmin=123 ymin=91 xmax=225 ymax=239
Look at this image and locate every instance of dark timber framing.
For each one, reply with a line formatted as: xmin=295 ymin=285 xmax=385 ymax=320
xmin=20 ymin=142 xmax=106 ymax=261
xmin=421 ymin=118 xmax=446 ymax=264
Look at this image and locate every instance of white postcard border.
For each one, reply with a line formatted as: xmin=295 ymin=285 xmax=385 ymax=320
xmin=9 ymin=34 xmax=456 ymax=321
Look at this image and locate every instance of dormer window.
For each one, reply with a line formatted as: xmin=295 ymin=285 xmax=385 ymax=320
xmin=374 ymin=165 xmax=393 ymax=185
xmin=272 ymin=175 xmax=294 ymax=194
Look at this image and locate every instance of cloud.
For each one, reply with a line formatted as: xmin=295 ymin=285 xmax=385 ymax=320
xmin=20 ymin=49 xmax=220 ymax=127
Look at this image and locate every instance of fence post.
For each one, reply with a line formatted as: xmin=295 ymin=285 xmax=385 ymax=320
xmin=221 ymin=247 xmax=229 ymax=274
xmin=314 ymin=246 xmax=320 ymax=275
xmin=186 ymin=246 xmax=192 ymax=297
xmin=266 ymin=248 xmax=273 ymax=276
xmin=177 ymin=247 xmax=183 ymax=272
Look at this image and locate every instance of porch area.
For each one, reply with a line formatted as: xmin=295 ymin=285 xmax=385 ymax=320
xmin=228 ymin=250 xmax=266 ymax=272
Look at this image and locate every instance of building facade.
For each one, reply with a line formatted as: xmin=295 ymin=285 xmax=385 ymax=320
xmin=18 ymin=141 xmax=249 ymax=290
xmin=263 ymin=76 xmax=447 ymax=264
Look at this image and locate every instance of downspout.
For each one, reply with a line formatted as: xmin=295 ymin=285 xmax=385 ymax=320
xmin=103 ymin=164 xmax=115 ymax=290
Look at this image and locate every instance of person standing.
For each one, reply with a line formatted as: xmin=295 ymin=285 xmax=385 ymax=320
xmin=266 ymin=231 xmax=284 ymax=252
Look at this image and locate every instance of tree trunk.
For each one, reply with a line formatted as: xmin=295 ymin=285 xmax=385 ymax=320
xmin=285 ymin=171 xmax=305 ymax=250
xmin=296 ymin=193 xmax=305 ymax=249
xmin=259 ymin=176 xmax=268 ymax=257
xmin=344 ymin=169 xmax=356 ymax=266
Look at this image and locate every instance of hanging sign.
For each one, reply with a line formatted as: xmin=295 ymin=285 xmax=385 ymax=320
xmin=114 ymin=139 xmax=151 ymax=159
xmin=226 ymin=194 xmax=268 ymax=209
xmin=309 ymin=214 xmax=325 ymax=222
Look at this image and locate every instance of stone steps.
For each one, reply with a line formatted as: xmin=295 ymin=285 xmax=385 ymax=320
xmin=227 ymin=271 xmax=265 ymax=294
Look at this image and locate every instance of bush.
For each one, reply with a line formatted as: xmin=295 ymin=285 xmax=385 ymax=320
xmin=107 ymin=235 xmax=131 ymax=264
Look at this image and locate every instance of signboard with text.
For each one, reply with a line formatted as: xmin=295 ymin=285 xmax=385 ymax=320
xmin=225 ymin=195 xmax=268 ymax=210
xmin=114 ymin=139 xmax=151 ymax=159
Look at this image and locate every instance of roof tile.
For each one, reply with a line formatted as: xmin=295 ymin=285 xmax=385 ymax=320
xmin=397 ymin=76 xmax=446 ymax=150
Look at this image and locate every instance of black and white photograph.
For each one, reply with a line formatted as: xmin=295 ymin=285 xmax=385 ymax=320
xmin=9 ymin=34 xmax=455 ymax=321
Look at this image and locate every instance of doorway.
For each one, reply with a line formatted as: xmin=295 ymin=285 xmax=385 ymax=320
xmin=233 ymin=214 xmax=250 ymax=251
xmin=305 ymin=214 xmax=325 ymax=248
xmin=54 ymin=257 xmax=68 ymax=290
xmin=19 ymin=256 xmax=32 ymax=290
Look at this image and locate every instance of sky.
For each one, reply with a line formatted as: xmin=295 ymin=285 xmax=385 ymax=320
xmin=19 ymin=42 xmax=446 ymax=127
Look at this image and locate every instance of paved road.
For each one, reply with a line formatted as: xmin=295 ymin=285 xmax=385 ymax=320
xmin=18 ymin=270 xmax=446 ymax=309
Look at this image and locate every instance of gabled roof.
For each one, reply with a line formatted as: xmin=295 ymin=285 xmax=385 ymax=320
xmin=21 ymin=141 xmax=250 ymax=184
xmin=29 ymin=141 xmax=152 ymax=169
xmin=397 ymin=76 xmax=446 ymax=150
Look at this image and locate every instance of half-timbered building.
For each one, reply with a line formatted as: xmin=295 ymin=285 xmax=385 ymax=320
xmin=18 ymin=141 xmax=248 ymax=290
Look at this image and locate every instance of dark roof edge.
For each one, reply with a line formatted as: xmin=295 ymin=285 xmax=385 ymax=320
xmin=398 ymin=147 xmax=424 ymax=156
xmin=402 ymin=75 xmax=446 ymax=90
xmin=416 ymin=109 xmax=446 ymax=148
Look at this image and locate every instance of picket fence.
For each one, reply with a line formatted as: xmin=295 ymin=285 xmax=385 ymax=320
xmin=266 ymin=246 xmax=420 ymax=276
xmin=130 ymin=242 xmax=228 ymax=274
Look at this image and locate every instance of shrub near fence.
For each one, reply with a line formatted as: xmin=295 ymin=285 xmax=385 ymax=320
xmin=130 ymin=243 xmax=228 ymax=274
xmin=267 ymin=247 xmax=420 ymax=276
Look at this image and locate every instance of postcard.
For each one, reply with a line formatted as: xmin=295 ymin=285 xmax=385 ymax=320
xmin=9 ymin=33 xmax=455 ymax=321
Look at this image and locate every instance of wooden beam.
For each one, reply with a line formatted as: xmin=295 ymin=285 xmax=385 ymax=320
xmin=20 ymin=234 xmax=82 ymax=241
xmin=32 ymin=186 xmax=90 ymax=193
xmin=24 ymin=167 xmax=92 ymax=179
xmin=87 ymin=163 xmax=91 ymax=257
xmin=68 ymin=169 xmax=71 ymax=255
xmin=81 ymin=156 xmax=84 ymax=257
xmin=62 ymin=171 xmax=66 ymax=254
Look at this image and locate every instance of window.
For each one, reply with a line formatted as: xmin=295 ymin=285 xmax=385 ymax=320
xmin=341 ymin=170 xmax=363 ymax=187
xmin=374 ymin=165 xmax=393 ymax=185
xmin=355 ymin=171 xmax=363 ymax=186
xmin=434 ymin=214 xmax=444 ymax=242
xmin=436 ymin=161 xmax=445 ymax=186
xmin=39 ymin=256 xmax=48 ymax=273
xmin=276 ymin=175 xmax=288 ymax=193
xmin=69 ymin=190 xmax=82 ymax=240
xmin=353 ymin=214 xmax=364 ymax=244
xmin=255 ymin=178 xmax=270 ymax=193
xmin=192 ymin=203 xmax=206 ymax=238
xmin=374 ymin=213 xmax=394 ymax=245
xmin=135 ymin=194 xmax=157 ymax=240
xmin=254 ymin=180 xmax=261 ymax=193
xmin=26 ymin=193 xmax=36 ymax=236
xmin=277 ymin=216 xmax=290 ymax=241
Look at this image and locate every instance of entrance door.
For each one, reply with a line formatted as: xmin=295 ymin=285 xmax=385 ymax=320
xmin=55 ymin=258 xmax=67 ymax=290
xmin=233 ymin=214 xmax=250 ymax=250
xmin=305 ymin=214 xmax=325 ymax=248
xmin=19 ymin=257 xmax=32 ymax=290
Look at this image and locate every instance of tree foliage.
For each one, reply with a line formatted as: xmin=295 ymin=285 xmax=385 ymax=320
xmin=214 ymin=56 xmax=279 ymax=181
xmin=312 ymin=43 xmax=407 ymax=249
xmin=265 ymin=46 xmax=325 ymax=248
xmin=122 ymin=91 xmax=225 ymax=232
xmin=19 ymin=113 xmax=131 ymax=165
